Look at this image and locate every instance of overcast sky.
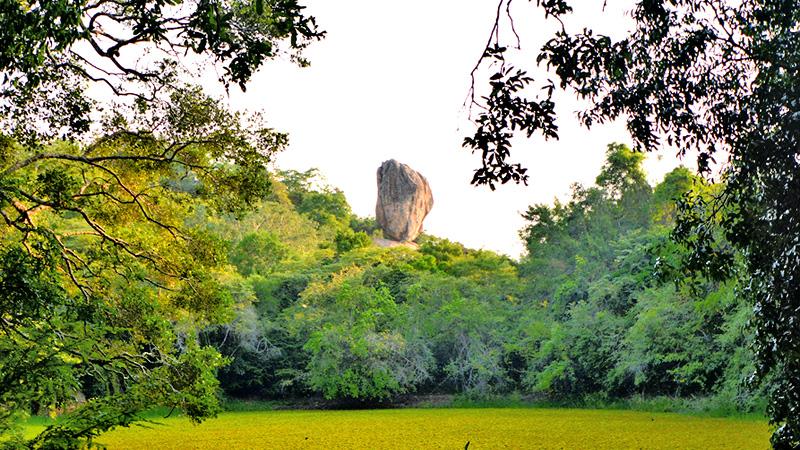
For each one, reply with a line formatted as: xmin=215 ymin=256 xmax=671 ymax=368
xmin=214 ymin=0 xmax=689 ymax=258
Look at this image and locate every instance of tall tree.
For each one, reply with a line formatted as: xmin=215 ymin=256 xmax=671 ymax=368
xmin=0 ymin=0 xmax=321 ymax=446
xmin=466 ymin=1 xmax=800 ymax=446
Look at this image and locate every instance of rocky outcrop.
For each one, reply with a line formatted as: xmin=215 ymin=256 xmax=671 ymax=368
xmin=376 ymin=160 xmax=433 ymax=242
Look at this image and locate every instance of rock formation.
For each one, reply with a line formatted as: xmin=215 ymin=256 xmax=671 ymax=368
xmin=375 ymin=160 xmax=433 ymax=242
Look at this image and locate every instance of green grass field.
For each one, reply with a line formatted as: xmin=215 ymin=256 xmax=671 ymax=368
xmin=32 ymin=408 xmax=768 ymax=449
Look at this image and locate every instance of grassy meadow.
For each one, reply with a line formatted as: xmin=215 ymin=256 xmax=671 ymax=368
xmin=26 ymin=408 xmax=769 ymax=449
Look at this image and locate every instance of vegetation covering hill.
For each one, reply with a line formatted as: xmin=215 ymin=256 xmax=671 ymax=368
xmin=4 ymin=0 xmax=794 ymax=445
xmin=0 ymin=135 xmax=765 ymax=448
xmin=192 ymin=143 xmax=763 ymax=413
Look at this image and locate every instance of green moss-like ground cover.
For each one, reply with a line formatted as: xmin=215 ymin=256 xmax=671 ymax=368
xmin=73 ymin=408 xmax=769 ymax=449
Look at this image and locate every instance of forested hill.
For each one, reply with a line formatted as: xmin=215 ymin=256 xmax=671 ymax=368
xmin=197 ymin=143 xmax=762 ymax=412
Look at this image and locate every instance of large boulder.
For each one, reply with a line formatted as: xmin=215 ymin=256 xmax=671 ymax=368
xmin=375 ymin=160 xmax=433 ymax=242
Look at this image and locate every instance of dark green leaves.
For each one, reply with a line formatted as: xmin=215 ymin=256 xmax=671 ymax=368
xmin=471 ymin=1 xmax=800 ymax=445
xmin=36 ymin=168 xmax=79 ymax=208
xmin=463 ymin=50 xmax=557 ymax=189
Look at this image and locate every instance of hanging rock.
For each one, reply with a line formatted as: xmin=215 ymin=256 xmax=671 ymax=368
xmin=375 ymin=160 xmax=433 ymax=242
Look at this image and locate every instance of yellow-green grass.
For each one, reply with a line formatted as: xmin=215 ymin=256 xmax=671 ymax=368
xmin=31 ymin=408 xmax=767 ymax=450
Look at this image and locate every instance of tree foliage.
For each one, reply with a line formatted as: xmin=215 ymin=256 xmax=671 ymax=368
xmin=0 ymin=89 xmax=287 ymax=446
xmin=0 ymin=0 xmax=323 ymax=446
xmin=467 ymin=2 xmax=798 ymax=445
xmin=1 ymin=0 xmax=323 ymax=143
xmin=192 ymin=148 xmax=762 ymax=427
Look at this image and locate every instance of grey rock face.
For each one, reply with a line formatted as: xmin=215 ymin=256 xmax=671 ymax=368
xmin=376 ymin=160 xmax=433 ymax=242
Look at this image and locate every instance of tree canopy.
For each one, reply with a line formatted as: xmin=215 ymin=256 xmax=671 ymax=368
xmin=0 ymin=0 xmax=792 ymax=447
xmin=466 ymin=2 xmax=800 ymax=446
xmin=197 ymin=145 xmax=760 ymax=419
xmin=0 ymin=0 xmax=323 ymax=447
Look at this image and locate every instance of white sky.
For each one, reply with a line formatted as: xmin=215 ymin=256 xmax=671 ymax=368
xmin=213 ymin=0 xmax=690 ymax=259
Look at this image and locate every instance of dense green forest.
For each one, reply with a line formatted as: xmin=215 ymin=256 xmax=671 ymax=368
xmin=185 ymin=143 xmax=762 ymax=412
xmin=5 ymin=0 xmax=800 ymax=447
xmin=0 ymin=128 xmax=763 ymax=448
xmin=5 ymin=1 xmax=800 ymax=448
